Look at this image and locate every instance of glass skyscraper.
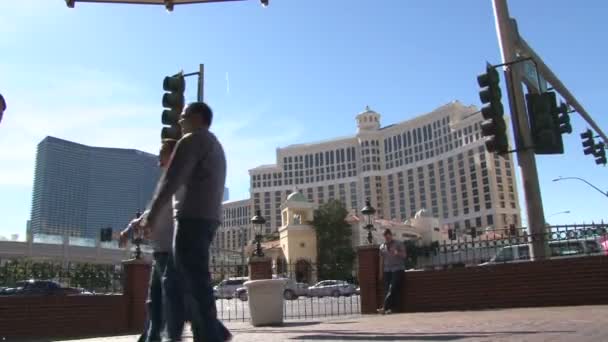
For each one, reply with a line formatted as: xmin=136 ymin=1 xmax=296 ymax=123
xmin=29 ymin=136 xmax=160 ymax=239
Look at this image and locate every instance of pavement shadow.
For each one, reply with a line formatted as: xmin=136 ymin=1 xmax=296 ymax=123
xmin=287 ymin=330 xmax=575 ymax=341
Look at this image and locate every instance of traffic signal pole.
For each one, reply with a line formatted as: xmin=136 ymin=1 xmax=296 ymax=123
xmin=492 ymin=0 xmax=548 ymax=260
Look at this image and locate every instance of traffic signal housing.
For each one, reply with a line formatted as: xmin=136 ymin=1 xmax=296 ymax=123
xmin=477 ymin=64 xmax=508 ymax=154
xmin=100 ymin=227 xmax=112 ymax=242
xmin=161 ymin=74 xmax=185 ymax=140
xmin=526 ymin=91 xmax=568 ymax=154
xmin=581 ymin=129 xmax=595 ymax=155
xmin=594 ymin=142 xmax=607 ymax=165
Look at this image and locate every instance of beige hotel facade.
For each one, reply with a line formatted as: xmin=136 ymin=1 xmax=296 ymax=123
xmin=216 ymin=101 xmax=521 ymax=252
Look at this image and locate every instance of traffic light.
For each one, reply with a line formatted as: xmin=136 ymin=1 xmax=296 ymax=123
xmin=555 ymin=101 xmax=572 ymax=135
xmin=0 ymin=93 xmax=5 ymax=125
xmin=509 ymin=224 xmax=517 ymax=236
xmin=260 ymin=0 xmax=269 ymax=6
xmin=526 ymin=91 xmax=564 ymax=154
xmin=100 ymin=227 xmax=112 ymax=242
xmin=594 ymin=142 xmax=607 ymax=165
xmin=581 ymin=129 xmax=595 ymax=155
xmin=161 ymin=74 xmax=185 ymax=140
xmin=477 ymin=63 xmax=508 ymax=154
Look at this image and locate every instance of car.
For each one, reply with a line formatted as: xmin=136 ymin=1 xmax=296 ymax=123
xmin=307 ymin=280 xmax=357 ymax=298
xmin=480 ymin=238 xmax=605 ymax=266
xmin=0 ymin=280 xmax=84 ymax=296
xmin=234 ymin=278 xmax=309 ymax=301
xmin=213 ymin=277 xmax=248 ymax=300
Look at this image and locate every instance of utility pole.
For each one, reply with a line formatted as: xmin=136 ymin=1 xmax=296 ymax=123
xmin=492 ymin=0 xmax=548 ymax=260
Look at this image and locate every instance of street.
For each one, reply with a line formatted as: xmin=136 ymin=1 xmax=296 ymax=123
xmin=215 ymin=295 xmax=361 ymax=322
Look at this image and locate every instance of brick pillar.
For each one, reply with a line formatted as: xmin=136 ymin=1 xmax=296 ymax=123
xmin=249 ymin=256 xmax=272 ymax=280
xmin=357 ymin=244 xmax=380 ymax=314
xmin=123 ymin=258 xmax=151 ymax=332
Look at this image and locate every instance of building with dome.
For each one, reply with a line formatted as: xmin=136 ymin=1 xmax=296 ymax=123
xmin=215 ymin=101 xmax=521 ymax=253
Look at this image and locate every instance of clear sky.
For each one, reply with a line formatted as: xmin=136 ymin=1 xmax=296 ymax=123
xmin=0 ymin=0 xmax=607 ymax=239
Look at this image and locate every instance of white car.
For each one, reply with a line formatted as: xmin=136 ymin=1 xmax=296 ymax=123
xmin=479 ymin=238 xmax=605 ymax=266
xmin=307 ymin=280 xmax=357 ymax=298
xmin=213 ymin=277 xmax=248 ymax=300
xmin=235 ymin=278 xmax=309 ymax=301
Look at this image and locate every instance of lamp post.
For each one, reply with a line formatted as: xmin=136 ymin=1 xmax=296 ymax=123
xmin=360 ymin=200 xmax=376 ymax=245
xmin=132 ymin=210 xmax=143 ymax=260
xmin=239 ymin=226 xmax=247 ymax=272
xmin=251 ymin=210 xmax=266 ymax=257
xmin=553 ymin=177 xmax=608 ymax=198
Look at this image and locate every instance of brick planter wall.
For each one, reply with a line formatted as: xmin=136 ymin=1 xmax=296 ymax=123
xmin=0 ymin=258 xmax=151 ymax=339
xmin=0 ymin=295 xmax=127 ymax=338
xmin=401 ymin=256 xmax=608 ymax=312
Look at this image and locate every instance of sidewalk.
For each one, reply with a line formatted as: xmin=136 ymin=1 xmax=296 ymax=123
xmin=54 ymin=305 xmax=608 ymax=341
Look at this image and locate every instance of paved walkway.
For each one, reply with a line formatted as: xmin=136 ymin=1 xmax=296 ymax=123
xmin=56 ymin=305 xmax=608 ymax=341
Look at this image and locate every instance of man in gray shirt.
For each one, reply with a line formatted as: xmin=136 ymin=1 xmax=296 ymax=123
xmin=378 ymin=228 xmax=406 ymax=314
xmin=142 ymin=102 xmax=227 ymax=342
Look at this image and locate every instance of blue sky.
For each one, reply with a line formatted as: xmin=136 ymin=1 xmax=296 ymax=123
xmin=0 ymin=0 xmax=607 ymax=239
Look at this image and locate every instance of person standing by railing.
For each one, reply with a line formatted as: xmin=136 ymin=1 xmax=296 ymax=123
xmin=378 ymin=229 xmax=406 ymax=315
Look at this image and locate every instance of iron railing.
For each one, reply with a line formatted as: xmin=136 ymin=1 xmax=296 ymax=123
xmin=210 ymin=261 xmax=361 ymax=322
xmin=0 ymin=261 xmax=123 ymax=294
xmin=410 ymin=223 xmax=608 ymax=270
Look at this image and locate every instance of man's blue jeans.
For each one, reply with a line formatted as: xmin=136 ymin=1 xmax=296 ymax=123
xmin=172 ymin=218 xmax=227 ymax=342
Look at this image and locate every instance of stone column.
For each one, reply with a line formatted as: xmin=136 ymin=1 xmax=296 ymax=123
xmin=249 ymin=256 xmax=272 ymax=280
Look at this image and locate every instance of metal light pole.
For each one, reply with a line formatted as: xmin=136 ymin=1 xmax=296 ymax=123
xmin=239 ymin=226 xmax=246 ymax=267
xmin=132 ymin=210 xmax=143 ymax=260
xmin=553 ymin=177 xmax=608 ymax=198
xmin=492 ymin=0 xmax=548 ymax=260
xmin=360 ymin=200 xmax=376 ymax=245
xmin=251 ymin=210 xmax=265 ymax=257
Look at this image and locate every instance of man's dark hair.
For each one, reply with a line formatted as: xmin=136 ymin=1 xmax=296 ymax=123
xmin=383 ymin=229 xmax=393 ymax=237
xmin=186 ymin=102 xmax=213 ymax=127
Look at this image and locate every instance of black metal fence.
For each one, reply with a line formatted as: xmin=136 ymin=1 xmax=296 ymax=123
xmin=0 ymin=261 xmax=123 ymax=294
xmin=210 ymin=261 xmax=361 ymax=322
xmin=409 ymin=223 xmax=608 ymax=270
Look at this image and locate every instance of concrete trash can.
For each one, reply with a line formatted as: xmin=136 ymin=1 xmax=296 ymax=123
xmin=244 ymin=279 xmax=287 ymax=326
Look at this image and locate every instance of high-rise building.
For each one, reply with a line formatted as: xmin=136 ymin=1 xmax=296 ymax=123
xmin=247 ymin=101 xmax=521 ymax=238
xmin=216 ymin=199 xmax=252 ymax=251
xmin=29 ymin=136 xmax=160 ymax=239
xmin=223 ymin=187 xmax=230 ymax=202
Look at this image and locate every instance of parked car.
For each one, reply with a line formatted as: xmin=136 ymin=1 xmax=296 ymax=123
xmin=235 ymin=278 xmax=309 ymax=301
xmin=0 ymin=280 xmax=84 ymax=296
xmin=480 ymin=238 xmax=605 ymax=266
xmin=213 ymin=277 xmax=248 ymax=300
xmin=308 ymin=280 xmax=357 ymax=298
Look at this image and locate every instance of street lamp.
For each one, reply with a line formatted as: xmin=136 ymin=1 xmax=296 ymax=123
xmin=548 ymin=210 xmax=571 ymax=218
xmin=360 ymin=199 xmax=376 ymax=245
xmin=251 ymin=209 xmax=266 ymax=257
xmin=553 ymin=176 xmax=608 ymax=198
xmin=65 ymin=0 xmax=267 ymax=11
